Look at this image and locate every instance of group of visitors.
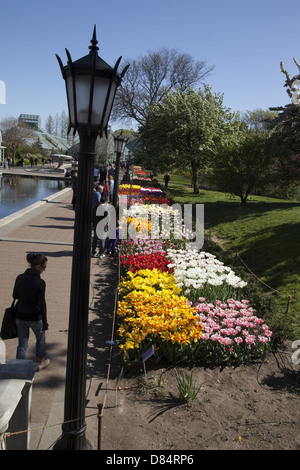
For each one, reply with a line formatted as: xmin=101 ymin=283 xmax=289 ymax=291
xmin=2 ymin=157 xmax=11 ymax=169
xmin=70 ymin=163 xmax=119 ymax=258
xmin=30 ymin=156 xmax=38 ymax=167
xmin=94 ymin=164 xmax=115 ymax=203
xmin=70 ymin=163 xmax=117 ymax=211
xmin=92 ymin=163 xmax=119 ymax=258
xmin=91 ymin=181 xmax=119 ymax=258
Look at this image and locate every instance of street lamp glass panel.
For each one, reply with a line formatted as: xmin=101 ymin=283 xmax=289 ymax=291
xmin=66 ymin=75 xmax=75 ymax=125
xmin=66 ymin=74 xmax=112 ymax=129
xmin=114 ymin=136 xmax=127 ymax=153
xmin=76 ymin=75 xmax=110 ymax=126
xmin=75 ymin=75 xmax=91 ymax=125
xmin=66 ymin=74 xmax=114 ymax=129
xmin=93 ymin=76 xmax=113 ymax=127
xmin=102 ymin=81 xmax=117 ymax=130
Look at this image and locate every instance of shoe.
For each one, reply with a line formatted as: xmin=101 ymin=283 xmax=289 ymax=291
xmin=36 ymin=357 xmax=50 ymax=371
xmin=100 ymin=253 xmax=105 ymax=258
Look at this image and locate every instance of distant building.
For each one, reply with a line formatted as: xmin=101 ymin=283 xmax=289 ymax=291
xmin=125 ymin=137 xmax=139 ymax=161
xmin=18 ymin=114 xmax=70 ymax=155
xmin=18 ymin=114 xmax=41 ymax=129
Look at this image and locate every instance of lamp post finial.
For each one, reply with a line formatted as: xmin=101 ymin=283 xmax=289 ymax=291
xmin=89 ymin=25 xmax=99 ymax=53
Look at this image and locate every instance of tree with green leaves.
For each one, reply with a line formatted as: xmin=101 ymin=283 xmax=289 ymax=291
xmin=138 ymin=86 xmax=239 ymax=193
xmin=207 ymin=108 xmax=277 ymax=203
xmin=0 ymin=117 xmax=34 ymax=165
xmin=209 ymin=130 xmax=272 ymax=203
xmin=241 ymin=108 xmax=278 ymax=132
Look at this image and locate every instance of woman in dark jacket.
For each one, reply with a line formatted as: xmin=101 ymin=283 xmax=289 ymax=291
xmin=13 ymin=253 xmax=50 ymax=371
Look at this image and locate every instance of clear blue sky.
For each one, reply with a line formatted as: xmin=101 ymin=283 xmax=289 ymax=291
xmin=0 ymin=0 xmax=299 ymax=130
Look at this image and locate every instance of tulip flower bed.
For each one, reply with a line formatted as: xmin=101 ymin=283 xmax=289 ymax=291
xmin=118 ymin=270 xmax=203 ymax=366
xmin=135 ymin=170 xmax=151 ymax=182
xmin=118 ymin=185 xmax=170 ymax=206
xmin=119 ymin=237 xmax=185 ymax=277
xmin=194 ymin=298 xmax=272 ymax=366
xmin=116 ymin=179 xmax=272 ymax=368
xmin=120 ymin=253 xmax=171 ymax=274
xmin=166 ymin=248 xmax=248 ymax=303
xmin=118 ymin=184 xmax=141 ymax=195
xmin=139 ymin=195 xmax=171 ymax=205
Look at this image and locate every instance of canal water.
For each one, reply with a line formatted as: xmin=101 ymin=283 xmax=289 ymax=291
xmin=0 ymin=174 xmax=70 ymax=219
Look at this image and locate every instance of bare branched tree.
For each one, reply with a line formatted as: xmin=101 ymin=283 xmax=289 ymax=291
xmin=280 ymin=57 xmax=300 ymax=101
xmin=112 ymin=47 xmax=214 ymax=127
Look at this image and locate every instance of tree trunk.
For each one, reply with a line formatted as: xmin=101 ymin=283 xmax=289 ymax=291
xmin=191 ymin=161 xmax=199 ymax=194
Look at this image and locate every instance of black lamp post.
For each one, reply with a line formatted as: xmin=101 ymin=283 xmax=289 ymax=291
xmin=53 ymin=26 xmax=129 ymax=450
xmin=112 ymin=134 xmax=128 ymax=207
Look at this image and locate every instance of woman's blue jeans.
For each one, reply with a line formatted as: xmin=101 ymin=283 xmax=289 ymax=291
xmin=15 ymin=318 xmax=46 ymax=359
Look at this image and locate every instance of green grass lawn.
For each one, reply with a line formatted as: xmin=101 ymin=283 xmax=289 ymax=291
xmin=158 ymin=174 xmax=300 ymax=338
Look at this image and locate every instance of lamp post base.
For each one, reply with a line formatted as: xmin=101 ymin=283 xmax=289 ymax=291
xmin=53 ymin=424 xmax=93 ymax=450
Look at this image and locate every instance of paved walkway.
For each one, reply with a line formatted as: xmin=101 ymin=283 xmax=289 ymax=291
xmin=0 ymin=181 xmax=121 ymax=449
xmin=0 ymin=163 xmax=70 ymax=179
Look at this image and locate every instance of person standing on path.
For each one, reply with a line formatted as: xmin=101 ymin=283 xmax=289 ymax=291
xmin=71 ymin=170 xmax=78 ymax=210
xmin=12 ymin=253 xmax=50 ymax=371
xmin=91 ymin=184 xmax=102 ymax=257
xmin=107 ymin=205 xmax=119 ymax=258
xmin=94 ymin=196 xmax=109 ymax=257
xmin=109 ymin=175 xmax=114 ymax=203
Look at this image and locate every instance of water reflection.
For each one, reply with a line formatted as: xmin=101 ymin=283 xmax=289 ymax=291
xmin=0 ymin=175 xmax=70 ymax=219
